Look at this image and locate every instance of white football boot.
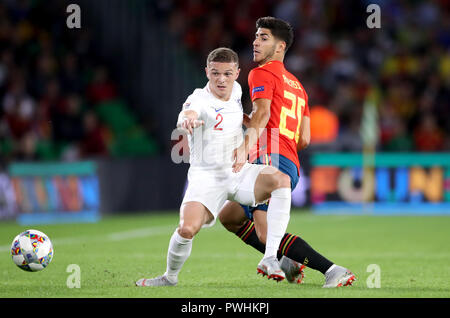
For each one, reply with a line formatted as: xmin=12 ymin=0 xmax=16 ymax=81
xmin=257 ymin=256 xmax=286 ymax=282
xmin=322 ymin=265 xmax=356 ymax=288
xmin=280 ymin=256 xmax=306 ymax=284
xmin=136 ymin=274 xmax=177 ymax=287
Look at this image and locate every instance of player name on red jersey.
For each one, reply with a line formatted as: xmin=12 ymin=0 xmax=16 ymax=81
xmin=282 ymin=74 xmax=302 ymax=91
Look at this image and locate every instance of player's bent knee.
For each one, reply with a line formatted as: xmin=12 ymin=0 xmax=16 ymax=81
xmin=218 ymin=210 xmax=228 ymax=225
xmin=277 ymin=172 xmax=291 ymax=189
xmin=218 ymin=214 xmax=233 ymax=232
xmin=218 ymin=201 xmax=247 ymax=233
xmin=219 ymin=214 xmax=246 ymax=233
xmin=267 ymin=171 xmax=290 ymax=192
xmin=178 ymin=223 xmax=200 ymax=239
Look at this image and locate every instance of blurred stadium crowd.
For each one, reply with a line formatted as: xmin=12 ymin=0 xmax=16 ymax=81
xmin=0 ymin=0 xmax=158 ymax=167
xmin=0 ymin=0 xmax=449 ymax=167
xmin=152 ymin=0 xmax=450 ymax=152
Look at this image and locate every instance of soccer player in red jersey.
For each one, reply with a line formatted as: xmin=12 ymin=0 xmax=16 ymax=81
xmin=219 ymin=17 xmax=355 ymax=287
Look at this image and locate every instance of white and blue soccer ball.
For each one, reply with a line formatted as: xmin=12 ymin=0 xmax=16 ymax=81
xmin=11 ymin=229 xmax=54 ymax=272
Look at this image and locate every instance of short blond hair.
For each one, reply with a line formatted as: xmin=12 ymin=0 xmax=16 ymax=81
xmin=206 ymin=47 xmax=239 ymax=67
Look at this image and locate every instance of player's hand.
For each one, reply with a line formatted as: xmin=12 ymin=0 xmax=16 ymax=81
xmin=232 ymin=145 xmax=247 ymax=173
xmin=180 ymin=118 xmax=204 ymax=135
xmin=243 ymin=113 xmax=251 ymax=128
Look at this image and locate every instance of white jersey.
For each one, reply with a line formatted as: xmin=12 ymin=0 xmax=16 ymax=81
xmin=182 ymin=81 xmax=244 ymax=171
xmin=179 ymin=81 xmax=268 ymax=227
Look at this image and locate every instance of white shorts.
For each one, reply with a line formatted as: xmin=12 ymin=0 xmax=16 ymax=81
xmin=182 ymin=163 xmax=268 ymax=228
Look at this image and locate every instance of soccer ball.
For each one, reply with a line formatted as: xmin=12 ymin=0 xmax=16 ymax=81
xmin=11 ymin=229 xmax=54 ymax=272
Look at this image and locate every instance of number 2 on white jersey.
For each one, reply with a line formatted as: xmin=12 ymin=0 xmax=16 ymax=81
xmin=214 ymin=113 xmax=223 ymax=131
xmin=279 ymin=90 xmax=305 ymax=143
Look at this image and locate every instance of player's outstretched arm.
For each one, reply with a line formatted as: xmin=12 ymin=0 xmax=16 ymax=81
xmin=232 ymin=98 xmax=271 ymax=173
xmin=242 ymin=113 xmax=252 ymax=128
xmin=177 ymin=110 xmax=204 ymax=135
xmin=297 ymin=116 xmax=310 ymax=151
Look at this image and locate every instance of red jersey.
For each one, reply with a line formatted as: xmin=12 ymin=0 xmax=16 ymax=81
xmin=248 ymin=60 xmax=310 ymax=174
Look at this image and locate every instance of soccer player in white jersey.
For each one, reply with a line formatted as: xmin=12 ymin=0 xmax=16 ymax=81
xmin=136 ymin=47 xmax=293 ymax=286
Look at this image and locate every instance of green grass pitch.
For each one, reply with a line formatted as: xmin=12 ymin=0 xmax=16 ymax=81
xmin=1 ymin=210 xmax=449 ymax=298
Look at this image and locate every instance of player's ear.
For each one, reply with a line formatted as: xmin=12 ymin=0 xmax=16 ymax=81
xmin=235 ymin=67 xmax=241 ymax=80
xmin=276 ymin=41 xmax=286 ymax=54
xmin=205 ymin=67 xmax=210 ymax=80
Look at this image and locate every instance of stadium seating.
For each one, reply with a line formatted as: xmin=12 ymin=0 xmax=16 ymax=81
xmin=0 ymin=0 xmax=159 ymax=163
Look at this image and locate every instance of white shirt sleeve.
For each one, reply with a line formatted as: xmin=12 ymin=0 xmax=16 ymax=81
xmin=232 ymin=82 xmax=243 ymax=111
xmin=232 ymin=81 xmax=242 ymax=99
xmin=182 ymin=89 xmax=205 ymax=120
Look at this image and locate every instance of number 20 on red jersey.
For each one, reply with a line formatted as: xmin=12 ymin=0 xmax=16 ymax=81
xmin=279 ymin=90 xmax=305 ymax=143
